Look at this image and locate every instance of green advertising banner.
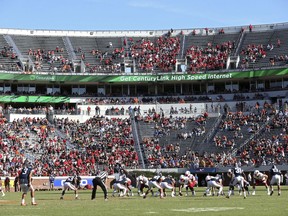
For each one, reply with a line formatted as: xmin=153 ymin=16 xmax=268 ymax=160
xmin=0 ymin=96 xmax=70 ymax=103
xmin=0 ymin=68 xmax=287 ymax=83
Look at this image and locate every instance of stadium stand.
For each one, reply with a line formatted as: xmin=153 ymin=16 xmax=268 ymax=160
xmin=0 ymin=23 xmax=288 ymax=177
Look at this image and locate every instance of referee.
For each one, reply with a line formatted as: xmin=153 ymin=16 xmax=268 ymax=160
xmin=91 ymin=170 xmax=108 ymax=201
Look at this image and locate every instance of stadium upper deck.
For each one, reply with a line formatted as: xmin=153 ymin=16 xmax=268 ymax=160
xmin=0 ymin=22 xmax=287 ymax=74
xmin=0 ymin=23 xmax=287 ymax=99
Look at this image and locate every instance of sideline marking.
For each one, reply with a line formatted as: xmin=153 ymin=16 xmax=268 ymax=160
xmin=171 ymin=207 xmax=244 ymax=212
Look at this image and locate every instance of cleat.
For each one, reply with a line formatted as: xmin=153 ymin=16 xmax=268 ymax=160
xmin=270 ymin=191 xmax=274 ymax=196
xmin=105 ymin=198 xmax=108 ymax=201
xmin=226 ymin=195 xmax=230 ymax=199
xmin=2 ymin=194 xmax=5 ymax=197
xmin=60 ymin=197 xmax=63 ymax=200
xmin=31 ymin=202 xmax=38 ymax=205
xmin=75 ymin=197 xmax=79 ymax=200
xmin=21 ymin=203 xmax=27 ymax=206
xmin=143 ymin=195 xmax=146 ymax=199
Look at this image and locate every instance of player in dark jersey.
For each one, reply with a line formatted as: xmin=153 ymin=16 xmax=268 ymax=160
xmin=226 ymin=166 xmax=247 ymax=199
xmin=60 ymin=175 xmax=79 ymax=200
xmin=269 ymin=165 xmax=282 ymax=196
xmin=143 ymin=174 xmax=164 ymax=199
xmin=160 ymin=175 xmax=176 ymax=197
xmin=91 ymin=170 xmax=108 ymax=201
xmin=19 ymin=161 xmax=37 ymax=206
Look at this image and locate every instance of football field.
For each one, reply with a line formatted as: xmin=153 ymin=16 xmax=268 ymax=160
xmin=0 ymin=186 xmax=287 ymax=216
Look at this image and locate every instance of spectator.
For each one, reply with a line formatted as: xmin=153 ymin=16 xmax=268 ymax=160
xmin=249 ymin=24 xmax=253 ymax=32
xmin=277 ymin=38 xmax=281 ymax=47
xmin=4 ymin=176 xmax=10 ymax=192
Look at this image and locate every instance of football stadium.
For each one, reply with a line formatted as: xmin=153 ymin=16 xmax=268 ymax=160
xmin=0 ymin=20 xmax=288 ymax=216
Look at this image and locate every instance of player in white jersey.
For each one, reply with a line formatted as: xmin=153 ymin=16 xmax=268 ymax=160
xmin=203 ymin=174 xmax=223 ymax=196
xmin=137 ymin=175 xmax=149 ymax=196
xmin=269 ymin=165 xmax=281 ymax=196
xmin=112 ymin=180 xmax=128 ymax=197
xmin=178 ymin=172 xmax=197 ymax=196
xmin=252 ymin=170 xmax=269 ymax=195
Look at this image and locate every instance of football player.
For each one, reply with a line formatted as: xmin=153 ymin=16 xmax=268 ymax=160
xmin=137 ymin=175 xmax=149 ymax=196
xmin=226 ymin=167 xmax=247 ymax=199
xmin=60 ymin=175 xmax=79 ymax=200
xmin=143 ymin=174 xmax=164 ymax=199
xmin=160 ymin=175 xmax=176 ymax=197
xmin=269 ymin=165 xmax=282 ymax=196
xmin=19 ymin=161 xmax=37 ymax=206
xmin=203 ymin=174 xmax=223 ymax=196
xmin=252 ymin=170 xmax=269 ymax=195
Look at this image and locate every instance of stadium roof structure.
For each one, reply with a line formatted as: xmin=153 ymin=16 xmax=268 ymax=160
xmin=0 ymin=22 xmax=288 ymax=37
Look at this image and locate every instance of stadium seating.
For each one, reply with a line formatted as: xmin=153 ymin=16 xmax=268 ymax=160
xmin=0 ymin=25 xmax=287 ymax=74
xmin=0 ymin=35 xmax=22 ymax=71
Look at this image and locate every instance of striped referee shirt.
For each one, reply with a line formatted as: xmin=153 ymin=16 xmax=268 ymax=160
xmin=97 ymin=171 xmax=108 ymax=183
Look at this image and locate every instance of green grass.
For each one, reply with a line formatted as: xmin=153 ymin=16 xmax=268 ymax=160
xmin=0 ymin=186 xmax=287 ymax=216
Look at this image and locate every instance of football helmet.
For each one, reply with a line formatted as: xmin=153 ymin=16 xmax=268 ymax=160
xmin=254 ymin=170 xmax=260 ymax=176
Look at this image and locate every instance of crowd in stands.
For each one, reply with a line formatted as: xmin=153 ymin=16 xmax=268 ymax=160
xmin=135 ymin=100 xmax=288 ymax=169
xmin=1 ymin=27 xmax=288 ymax=74
xmin=185 ymin=41 xmax=235 ymax=72
xmin=269 ymin=54 xmax=288 ymax=66
xmin=0 ymin=46 xmax=22 ymax=71
xmin=0 ymin=97 xmax=287 ymax=177
xmin=0 ymin=114 xmax=139 ymax=177
xmin=3 ymin=105 xmax=79 ymax=115
xmin=73 ymin=42 xmax=124 ymax=74
xmin=27 ymin=46 xmax=73 ymax=73
xmin=239 ymin=44 xmax=267 ymax=69
xmin=239 ymin=110 xmax=288 ymax=166
xmin=126 ymin=34 xmax=180 ymax=73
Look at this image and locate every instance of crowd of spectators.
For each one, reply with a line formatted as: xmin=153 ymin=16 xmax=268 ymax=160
xmin=0 ymin=114 xmax=139 ymax=177
xmin=0 ymin=99 xmax=287 ymax=177
xmin=239 ymin=110 xmax=288 ymax=166
xmin=126 ymin=34 xmax=180 ymax=73
xmin=0 ymin=46 xmax=22 ymax=71
xmin=3 ymin=105 xmax=79 ymax=115
xmin=1 ymin=28 xmax=287 ymax=74
xmin=27 ymin=46 xmax=73 ymax=73
xmin=185 ymin=41 xmax=235 ymax=72
xmin=239 ymin=44 xmax=267 ymax=69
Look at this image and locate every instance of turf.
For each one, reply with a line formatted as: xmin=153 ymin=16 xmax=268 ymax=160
xmin=0 ymin=186 xmax=287 ymax=216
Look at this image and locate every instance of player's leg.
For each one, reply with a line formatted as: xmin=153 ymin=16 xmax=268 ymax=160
xmin=30 ymin=185 xmax=37 ymax=205
xmin=91 ymin=179 xmax=98 ymax=200
xmin=98 ymin=181 xmax=108 ymax=200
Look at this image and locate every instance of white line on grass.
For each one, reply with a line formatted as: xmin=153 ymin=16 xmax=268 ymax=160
xmin=171 ymin=207 xmax=244 ymax=212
